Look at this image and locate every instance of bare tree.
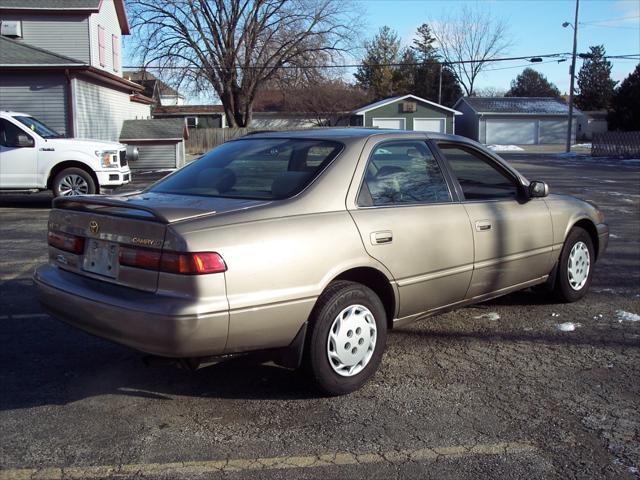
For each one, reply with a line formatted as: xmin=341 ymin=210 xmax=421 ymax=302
xmin=284 ymin=80 xmax=369 ymax=126
xmin=431 ymin=5 xmax=512 ymax=96
xmin=127 ymin=0 xmax=359 ymax=127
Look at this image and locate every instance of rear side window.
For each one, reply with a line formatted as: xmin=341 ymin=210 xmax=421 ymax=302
xmin=150 ymin=138 xmax=342 ymax=200
xmin=359 ymin=141 xmax=452 ymax=206
xmin=0 ymin=119 xmax=32 ymax=147
xmin=437 ymin=144 xmax=519 ymax=200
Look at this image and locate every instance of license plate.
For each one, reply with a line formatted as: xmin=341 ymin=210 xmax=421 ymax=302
xmin=82 ymin=239 xmax=119 ymax=278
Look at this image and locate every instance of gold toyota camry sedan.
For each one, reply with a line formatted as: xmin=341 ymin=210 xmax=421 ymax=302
xmin=35 ymin=129 xmax=609 ymax=395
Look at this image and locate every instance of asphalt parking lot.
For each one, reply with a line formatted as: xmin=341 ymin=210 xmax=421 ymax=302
xmin=1 ymin=154 xmax=639 ymax=479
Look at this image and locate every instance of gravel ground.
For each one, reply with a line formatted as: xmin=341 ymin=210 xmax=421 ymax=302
xmin=0 ymin=154 xmax=638 ymax=479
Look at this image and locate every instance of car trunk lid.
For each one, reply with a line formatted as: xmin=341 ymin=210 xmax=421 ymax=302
xmin=48 ymin=193 xmax=270 ymax=292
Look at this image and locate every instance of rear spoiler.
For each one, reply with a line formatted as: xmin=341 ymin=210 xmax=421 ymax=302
xmin=53 ymin=196 xmax=167 ymax=222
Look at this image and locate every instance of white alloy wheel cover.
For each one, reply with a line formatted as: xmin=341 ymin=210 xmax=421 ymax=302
xmin=567 ymin=241 xmax=590 ymax=291
xmin=326 ymin=304 xmax=377 ymax=377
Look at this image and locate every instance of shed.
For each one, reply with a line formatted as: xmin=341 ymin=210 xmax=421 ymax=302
xmin=453 ymin=97 xmax=581 ymax=145
xmin=120 ymin=118 xmax=189 ymax=170
xmin=350 ymin=94 xmax=462 ymax=133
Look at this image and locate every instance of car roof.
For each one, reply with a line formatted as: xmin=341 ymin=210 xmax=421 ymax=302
xmin=238 ymin=128 xmax=475 ymax=144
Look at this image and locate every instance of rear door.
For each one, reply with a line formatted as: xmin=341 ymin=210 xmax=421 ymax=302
xmin=348 ymin=138 xmax=474 ymax=318
xmin=434 ymin=142 xmax=553 ymax=298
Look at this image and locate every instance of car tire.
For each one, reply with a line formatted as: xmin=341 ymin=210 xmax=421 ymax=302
xmin=52 ymin=168 xmax=96 ymax=197
xmin=304 ymin=280 xmax=387 ymax=396
xmin=554 ymin=226 xmax=595 ymax=302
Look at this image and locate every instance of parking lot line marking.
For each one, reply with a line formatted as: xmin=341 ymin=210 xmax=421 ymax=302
xmin=0 ymin=441 xmax=535 ymax=479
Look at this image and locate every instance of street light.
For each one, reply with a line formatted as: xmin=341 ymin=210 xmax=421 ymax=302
xmin=563 ymin=0 xmax=580 ymax=153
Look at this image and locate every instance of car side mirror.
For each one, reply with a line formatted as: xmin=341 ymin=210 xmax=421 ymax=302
xmin=15 ymin=134 xmax=34 ymax=148
xmin=528 ymin=180 xmax=549 ymax=198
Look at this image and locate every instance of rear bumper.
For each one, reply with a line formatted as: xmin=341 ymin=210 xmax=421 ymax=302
xmin=597 ymin=223 xmax=609 ymax=259
xmin=34 ymin=264 xmax=228 ymax=357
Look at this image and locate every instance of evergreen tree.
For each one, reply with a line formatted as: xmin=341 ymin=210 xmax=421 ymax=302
xmin=505 ymin=68 xmax=561 ymax=97
xmin=354 ymin=24 xmax=462 ymax=105
xmin=354 ymin=26 xmax=403 ymax=99
xmin=608 ymin=64 xmax=640 ymax=131
xmin=410 ymin=23 xmax=462 ymax=106
xmin=575 ymin=45 xmax=617 ymax=111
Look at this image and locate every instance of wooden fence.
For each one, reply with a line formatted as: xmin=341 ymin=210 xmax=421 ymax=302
xmin=592 ymin=131 xmax=640 ymax=158
xmin=185 ymin=127 xmax=314 ymax=154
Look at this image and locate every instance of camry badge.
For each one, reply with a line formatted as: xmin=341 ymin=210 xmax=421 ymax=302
xmin=89 ymin=220 xmax=99 ymax=234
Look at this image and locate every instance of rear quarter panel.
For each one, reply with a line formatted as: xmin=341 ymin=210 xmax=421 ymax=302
xmin=171 ymin=210 xmax=392 ymax=353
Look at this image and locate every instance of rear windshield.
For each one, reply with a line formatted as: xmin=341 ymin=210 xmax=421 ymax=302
xmin=149 ymin=138 xmax=343 ymax=200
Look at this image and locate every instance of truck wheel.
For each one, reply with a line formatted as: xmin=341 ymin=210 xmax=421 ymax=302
xmin=53 ymin=168 xmax=96 ymax=197
xmin=554 ymin=226 xmax=595 ymax=302
xmin=304 ymin=281 xmax=387 ymax=396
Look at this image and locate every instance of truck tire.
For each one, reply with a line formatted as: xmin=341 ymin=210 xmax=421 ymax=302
xmin=52 ymin=168 xmax=96 ymax=197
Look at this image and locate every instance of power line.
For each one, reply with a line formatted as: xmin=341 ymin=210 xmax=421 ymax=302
xmin=580 ymin=14 xmax=640 ymax=25
xmin=124 ymin=52 xmax=570 ymax=70
xmin=123 ymin=52 xmax=639 ymax=71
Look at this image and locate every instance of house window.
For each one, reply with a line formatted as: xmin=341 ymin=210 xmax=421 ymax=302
xmin=112 ymin=35 xmax=120 ymax=71
xmin=98 ymin=25 xmax=106 ymax=67
xmin=185 ymin=117 xmax=198 ymax=128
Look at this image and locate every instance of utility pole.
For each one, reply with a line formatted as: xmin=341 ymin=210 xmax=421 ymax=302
xmin=565 ymin=0 xmax=580 ymax=153
xmin=438 ymin=63 xmax=443 ymax=104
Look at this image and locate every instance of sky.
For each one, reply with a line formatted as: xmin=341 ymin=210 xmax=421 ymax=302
xmin=358 ymin=0 xmax=640 ymax=93
xmin=123 ymin=0 xmax=640 ymax=101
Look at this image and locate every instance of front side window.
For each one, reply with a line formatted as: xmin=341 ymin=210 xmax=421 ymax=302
xmin=359 ymin=141 xmax=452 ymax=206
xmin=0 ymin=119 xmax=34 ymax=147
xmin=13 ymin=116 xmax=62 ymax=139
xmin=437 ymin=144 xmax=520 ymax=200
xmin=150 ymin=138 xmax=342 ymax=200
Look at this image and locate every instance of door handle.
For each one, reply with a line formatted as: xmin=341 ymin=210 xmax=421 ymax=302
xmin=370 ymin=230 xmax=393 ymax=245
xmin=475 ymin=221 xmax=492 ymax=232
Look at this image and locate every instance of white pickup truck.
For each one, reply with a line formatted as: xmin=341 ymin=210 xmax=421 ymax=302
xmin=0 ymin=111 xmax=132 ymax=197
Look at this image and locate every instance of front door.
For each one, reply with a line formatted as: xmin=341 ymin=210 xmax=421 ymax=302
xmin=435 ymin=143 xmax=554 ymax=298
xmin=348 ymin=138 xmax=474 ymax=318
xmin=0 ymin=119 xmax=37 ymax=188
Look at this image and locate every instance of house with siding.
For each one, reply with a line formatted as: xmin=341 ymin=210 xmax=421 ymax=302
xmin=453 ymin=97 xmax=580 ymax=145
xmin=123 ymin=70 xmax=187 ymax=106
xmin=0 ymin=0 xmax=152 ymax=142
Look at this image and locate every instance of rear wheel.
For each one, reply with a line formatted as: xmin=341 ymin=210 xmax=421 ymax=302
xmin=554 ymin=226 xmax=594 ymax=302
xmin=305 ymin=281 xmax=387 ymax=395
xmin=52 ymin=167 xmax=96 ymax=197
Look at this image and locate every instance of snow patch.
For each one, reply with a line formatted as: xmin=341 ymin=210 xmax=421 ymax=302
xmin=551 ymin=312 xmax=560 ymax=317
xmin=616 ymin=310 xmax=640 ymax=323
xmin=557 ymin=322 xmax=580 ymax=332
xmin=609 ymin=234 xmax=619 ymax=239
xmin=473 ymin=312 xmax=500 ymax=321
xmin=572 ymin=143 xmax=592 ymax=148
xmin=487 ymin=144 xmax=524 ymax=152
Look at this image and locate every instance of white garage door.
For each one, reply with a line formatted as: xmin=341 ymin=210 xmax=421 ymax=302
xmin=485 ymin=119 xmax=537 ymax=145
xmin=414 ymin=118 xmax=445 ymax=133
xmin=372 ymin=118 xmax=405 ymax=129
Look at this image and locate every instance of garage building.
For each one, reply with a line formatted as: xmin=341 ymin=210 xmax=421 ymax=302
xmin=120 ymin=118 xmax=188 ymax=171
xmin=350 ymin=94 xmax=462 ymax=133
xmin=453 ymin=97 xmax=580 ymax=145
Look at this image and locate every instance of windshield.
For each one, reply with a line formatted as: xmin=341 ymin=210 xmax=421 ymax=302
xmin=149 ymin=138 xmax=343 ymax=200
xmin=13 ymin=116 xmax=63 ymax=139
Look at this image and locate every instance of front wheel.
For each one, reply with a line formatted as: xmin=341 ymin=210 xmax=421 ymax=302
xmin=304 ymin=281 xmax=387 ymax=396
xmin=52 ymin=167 xmax=96 ymax=197
xmin=554 ymin=226 xmax=595 ymax=302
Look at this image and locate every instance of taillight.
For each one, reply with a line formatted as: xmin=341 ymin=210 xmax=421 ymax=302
xmin=48 ymin=231 xmax=85 ymax=254
xmin=160 ymin=252 xmax=227 ymax=274
xmin=119 ymin=246 xmax=161 ymax=270
xmin=118 ymin=247 xmax=226 ymax=275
